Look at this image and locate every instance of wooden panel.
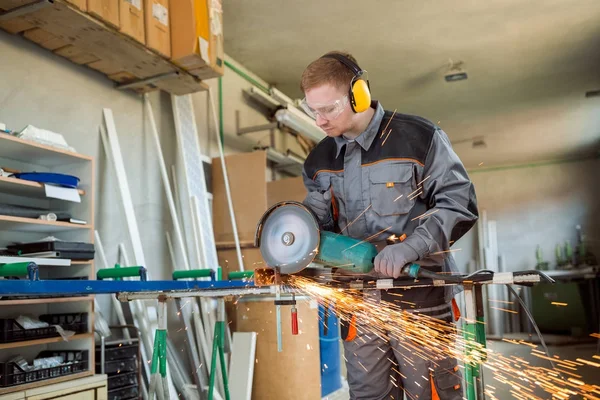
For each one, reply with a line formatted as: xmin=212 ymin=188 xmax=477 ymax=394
xmin=235 ymin=300 xmax=321 ymax=400
xmin=23 ymin=28 xmax=69 ymax=50
xmin=118 ymin=0 xmax=144 ymax=44
xmin=54 ymin=45 xmax=99 ymax=65
xmin=219 ymin=247 xmax=265 ymax=332
xmin=45 ymin=389 xmax=95 ymax=400
xmin=0 ymin=333 xmax=93 ymax=350
xmin=0 ymin=0 xmax=35 ymax=8
xmin=0 ymin=175 xmax=85 ymax=198
xmin=64 ymin=0 xmax=85 ymax=11
xmin=22 ymin=374 xmax=105 ymax=399
xmin=0 ymin=296 xmax=92 ymax=306
xmin=107 ymin=71 xmax=137 ymax=83
xmin=266 ymin=177 xmax=307 ymax=207
xmin=85 ymin=59 xmax=123 ymax=75
xmin=0 ymin=372 xmax=93 ymax=395
xmin=0 ymin=215 xmax=92 ymax=233
xmin=211 ymin=151 xmax=268 ymax=243
xmin=217 ymin=247 xmax=265 ymax=278
xmin=86 ymin=0 xmax=119 ymax=29
xmin=144 ymin=0 xmax=170 ymax=57
xmin=0 ymin=132 xmax=91 ymax=166
xmin=0 ymin=17 xmax=34 ymax=33
xmin=0 ymin=392 xmax=25 ymax=400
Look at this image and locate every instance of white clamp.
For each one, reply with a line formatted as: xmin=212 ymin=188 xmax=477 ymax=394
xmin=492 ymin=272 xmax=514 ymax=285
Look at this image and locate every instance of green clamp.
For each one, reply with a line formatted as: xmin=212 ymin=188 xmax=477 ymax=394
xmin=172 ymin=269 xmax=215 ymax=281
xmin=228 ymin=271 xmax=254 ymax=280
xmin=97 ymin=265 xmax=147 ymax=281
xmin=0 ymin=262 xmax=39 ymax=281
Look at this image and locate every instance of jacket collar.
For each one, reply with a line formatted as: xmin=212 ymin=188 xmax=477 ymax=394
xmin=334 ymin=101 xmax=385 ymax=158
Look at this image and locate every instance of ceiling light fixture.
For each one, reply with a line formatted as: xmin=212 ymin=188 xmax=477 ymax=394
xmin=445 ymin=59 xmax=468 ymax=82
xmin=585 ymin=90 xmax=600 ymax=98
xmin=275 ymin=106 xmax=326 ymax=143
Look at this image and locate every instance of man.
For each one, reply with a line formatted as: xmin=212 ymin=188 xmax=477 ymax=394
xmin=300 ymin=51 xmax=479 ymax=400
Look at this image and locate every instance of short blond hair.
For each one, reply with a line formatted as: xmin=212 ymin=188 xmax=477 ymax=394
xmin=300 ymin=51 xmax=358 ymax=93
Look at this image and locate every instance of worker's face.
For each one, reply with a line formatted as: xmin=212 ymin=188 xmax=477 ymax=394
xmin=303 ymin=84 xmax=353 ymax=137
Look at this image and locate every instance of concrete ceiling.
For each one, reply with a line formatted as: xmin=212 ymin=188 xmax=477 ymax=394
xmin=223 ymin=0 xmax=600 ymax=168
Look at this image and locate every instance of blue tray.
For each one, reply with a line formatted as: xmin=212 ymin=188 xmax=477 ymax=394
xmin=13 ymin=172 xmax=80 ymax=188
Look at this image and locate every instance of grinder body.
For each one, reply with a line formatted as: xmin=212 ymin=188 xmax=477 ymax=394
xmin=255 ymin=201 xmax=377 ymax=275
xmin=315 ymin=231 xmax=377 ymax=274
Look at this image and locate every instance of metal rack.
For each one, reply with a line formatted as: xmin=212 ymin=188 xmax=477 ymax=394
xmin=96 ymin=325 xmax=142 ymax=400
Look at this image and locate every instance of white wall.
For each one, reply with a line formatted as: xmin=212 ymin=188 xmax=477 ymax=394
xmin=453 ymin=158 xmax=600 ymax=272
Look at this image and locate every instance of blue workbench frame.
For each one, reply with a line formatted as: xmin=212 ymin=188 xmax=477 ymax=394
xmin=0 ymin=279 xmax=255 ymax=296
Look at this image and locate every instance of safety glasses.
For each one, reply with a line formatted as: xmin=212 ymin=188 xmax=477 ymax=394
xmin=300 ymin=95 xmax=349 ymax=121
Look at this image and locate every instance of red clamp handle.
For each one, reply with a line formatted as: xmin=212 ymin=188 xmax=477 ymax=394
xmin=291 ymin=307 xmax=298 ymax=335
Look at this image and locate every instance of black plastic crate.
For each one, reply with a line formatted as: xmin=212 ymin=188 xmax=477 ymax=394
xmin=0 ymin=350 xmax=89 ymax=388
xmin=95 ymin=344 xmax=138 ymax=362
xmin=107 ymin=384 xmax=139 ymax=400
xmin=96 ymin=356 xmax=138 ymax=374
xmin=106 ymin=372 xmax=137 ymax=390
xmin=0 ymin=313 xmax=88 ymax=343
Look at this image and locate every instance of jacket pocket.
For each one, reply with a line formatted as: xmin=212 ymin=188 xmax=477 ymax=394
xmin=432 ymin=357 xmax=463 ymax=399
xmin=369 ymin=164 xmax=415 ymax=216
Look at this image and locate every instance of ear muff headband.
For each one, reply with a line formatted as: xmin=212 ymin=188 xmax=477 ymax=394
xmin=321 ymin=53 xmax=371 ymax=113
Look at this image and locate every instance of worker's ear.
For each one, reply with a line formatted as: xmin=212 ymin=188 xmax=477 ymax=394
xmin=351 ymin=78 xmax=371 ymax=113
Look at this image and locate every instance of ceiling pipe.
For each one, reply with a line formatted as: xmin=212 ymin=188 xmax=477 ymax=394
xmin=224 ymin=59 xmax=270 ymax=94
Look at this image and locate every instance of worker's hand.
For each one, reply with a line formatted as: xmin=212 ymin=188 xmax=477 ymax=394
xmin=303 ymin=190 xmax=333 ymax=226
xmin=373 ymin=243 xmax=419 ymax=279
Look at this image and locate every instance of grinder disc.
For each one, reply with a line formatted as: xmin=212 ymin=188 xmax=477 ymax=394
xmin=258 ymin=203 xmax=320 ymax=274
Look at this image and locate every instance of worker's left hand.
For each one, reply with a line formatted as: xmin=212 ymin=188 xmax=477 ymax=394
xmin=373 ymin=243 xmax=419 ymax=279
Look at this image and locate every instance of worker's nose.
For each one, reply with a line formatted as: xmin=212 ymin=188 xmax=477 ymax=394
xmin=315 ymin=114 xmax=328 ymax=127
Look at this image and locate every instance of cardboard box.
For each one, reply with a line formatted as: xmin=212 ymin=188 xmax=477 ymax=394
xmin=66 ymin=0 xmax=87 ymax=11
xmin=212 ymin=151 xmax=309 ymax=244
xmin=88 ymin=0 xmax=120 ymax=29
xmin=266 ymin=176 xmax=307 ymax=207
xmin=144 ymin=0 xmax=171 ymax=57
xmin=119 ymin=0 xmax=145 ymax=44
xmin=170 ymin=0 xmax=224 ymax=79
xmin=217 ymin=247 xmax=264 ymax=278
xmin=235 ymin=299 xmax=321 ymax=400
xmin=212 ymin=151 xmax=268 ymax=243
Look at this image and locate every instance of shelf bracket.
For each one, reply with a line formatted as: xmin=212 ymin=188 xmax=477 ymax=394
xmin=0 ymin=0 xmax=52 ymax=21
xmin=235 ymin=110 xmax=278 ymax=135
xmin=115 ymin=71 xmax=179 ymax=91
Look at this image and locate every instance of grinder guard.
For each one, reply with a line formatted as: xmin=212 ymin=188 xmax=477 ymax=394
xmin=255 ymin=201 xmax=377 ymax=275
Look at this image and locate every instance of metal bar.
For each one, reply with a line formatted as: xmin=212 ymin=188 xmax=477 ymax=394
xmin=1 ymin=274 xmax=545 ymax=298
xmin=237 ymin=122 xmax=278 ymax=135
xmin=207 ymin=89 xmax=245 ymax=272
xmin=0 ymin=279 xmax=258 ymax=296
xmin=119 ymin=287 xmax=275 ymax=301
xmin=0 ymin=0 xmax=51 ymax=21
xmin=116 ymin=72 xmax=179 ymax=90
xmin=0 ymin=273 xmax=544 ymax=297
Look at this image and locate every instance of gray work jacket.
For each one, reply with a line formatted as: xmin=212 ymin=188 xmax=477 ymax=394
xmin=302 ymin=101 xmax=479 ymax=304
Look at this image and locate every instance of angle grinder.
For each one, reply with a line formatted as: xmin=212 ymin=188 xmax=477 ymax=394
xmin=254 ymin=201 xmax=380 ymax=282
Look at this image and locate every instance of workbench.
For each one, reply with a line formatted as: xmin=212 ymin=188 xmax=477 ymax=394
xmin=525 ymin=265 xmax=599 ymax=341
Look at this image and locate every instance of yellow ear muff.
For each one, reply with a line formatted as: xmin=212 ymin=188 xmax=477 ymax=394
xmin=351 ymin=79 xmax=371 ymax=113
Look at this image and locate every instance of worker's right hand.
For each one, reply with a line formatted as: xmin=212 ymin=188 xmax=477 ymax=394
xmin=303 ymin=190 xmax=333 ymax=226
